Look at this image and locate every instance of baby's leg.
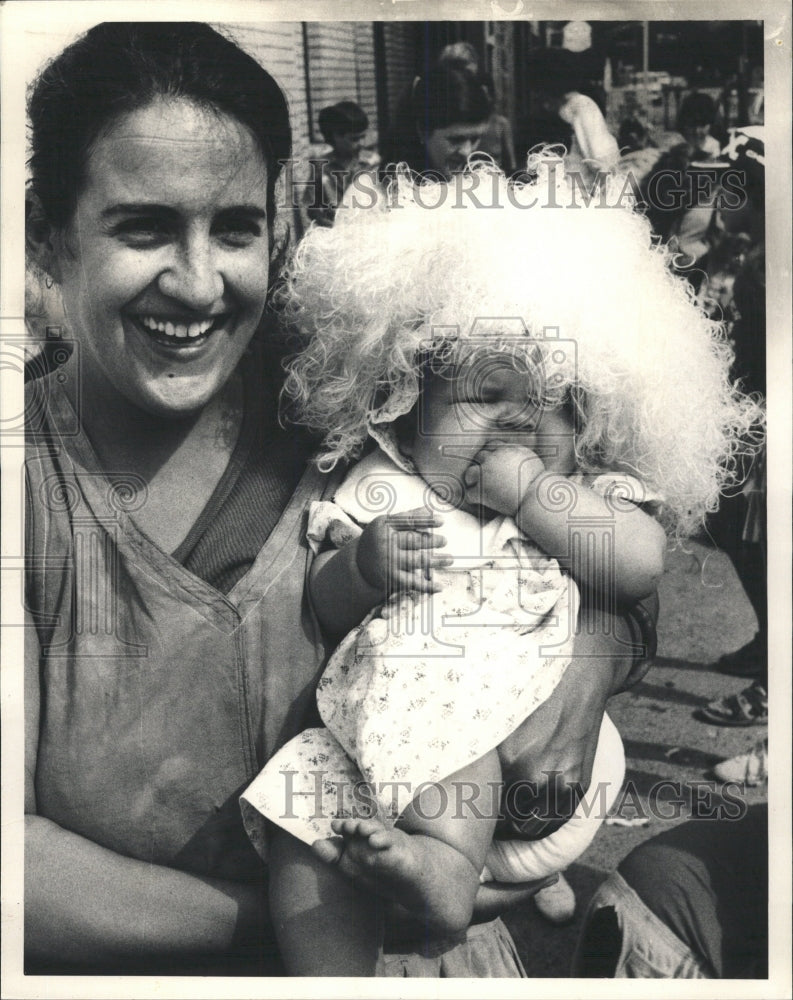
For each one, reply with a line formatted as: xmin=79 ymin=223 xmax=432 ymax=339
xmin=268 ymin=829 xmax=382 ymax=976
xmin=313 ymin=749 xmax=500 ymax=936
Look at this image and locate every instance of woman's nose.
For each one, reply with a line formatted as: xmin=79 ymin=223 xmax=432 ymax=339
xmin=157 ymin=234 xmax=224 ymax=308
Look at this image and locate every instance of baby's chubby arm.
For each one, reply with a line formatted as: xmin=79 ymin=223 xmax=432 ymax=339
xmin=310 ymin=508 xmax=453 ymax=637
xmin=463 ymin=441 xmax=665 ymax=603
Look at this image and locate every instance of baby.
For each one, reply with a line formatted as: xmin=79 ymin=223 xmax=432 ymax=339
xmin=242 ymin=159 xmax=761 ymax=975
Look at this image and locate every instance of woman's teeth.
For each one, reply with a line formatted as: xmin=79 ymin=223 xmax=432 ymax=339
xmin=140 ymin=316 xmax=216 ymax=339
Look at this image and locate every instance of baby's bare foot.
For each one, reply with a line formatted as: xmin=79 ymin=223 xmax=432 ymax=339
xmin=312 ymin=818 xmax=422 ymax=901
xmin=312 ymin=817 xmax=480 ymax=934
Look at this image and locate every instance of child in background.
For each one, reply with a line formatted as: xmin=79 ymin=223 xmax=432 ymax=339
xmin=243 ymin=159 xmax=761 ymax=976
xmin=303 ymin=100 xmax=377 ymax=228
xmin=642 ymin=92 xmax=723 ymax=273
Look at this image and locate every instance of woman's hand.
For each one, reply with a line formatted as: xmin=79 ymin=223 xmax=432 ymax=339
xmin=354 ymin=507 xmax=452 ymax=595
xmin=463 ymin=441 xmax=545 ymax=517
xmin=384 ymin=874 xmax=560 ymax=944
xmin=471 ymin=874 xmax=560 ymax=923
xmin=498 ymin=600 xmax=649 ymax=803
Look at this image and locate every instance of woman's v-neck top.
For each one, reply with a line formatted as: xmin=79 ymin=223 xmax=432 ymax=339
xmin=24 ymin=343 xmax=338 ymax=880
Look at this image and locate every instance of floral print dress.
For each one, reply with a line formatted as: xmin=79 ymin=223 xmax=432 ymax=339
xmin=242 ymin=449 xmax=583 ymax=854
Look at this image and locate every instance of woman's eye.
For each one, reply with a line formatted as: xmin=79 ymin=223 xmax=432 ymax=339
xmin=112 ymin=219 xmax=170 ymax=246
xmin=214 ymin=217 xmax=263 ymax=247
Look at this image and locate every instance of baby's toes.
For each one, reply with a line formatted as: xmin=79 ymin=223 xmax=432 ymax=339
xmin=352 ymin=817 xmax=388 ymax=840
xmin=311 ymin=836 xmax=344 ymax=866
xmin=366 ymin=826 xmax=395 ymax=850
xmin=331 ymin=817 xmax=376 ymax=839
xmin=338 ymin=836 xmax=381 ymax=876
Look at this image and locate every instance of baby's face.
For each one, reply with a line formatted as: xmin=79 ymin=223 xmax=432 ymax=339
xmin=402 ymin=359 xmax=576 ymax=511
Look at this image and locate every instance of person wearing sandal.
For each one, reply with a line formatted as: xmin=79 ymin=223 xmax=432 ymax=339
xmin=698 ymin=678 xmax=768 ymax=727
xmin=698 ymin=130 xmax=767 ymax=733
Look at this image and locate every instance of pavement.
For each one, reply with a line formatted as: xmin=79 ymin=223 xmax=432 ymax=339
xmin=503 ymin=538 xmax=768 ymax=976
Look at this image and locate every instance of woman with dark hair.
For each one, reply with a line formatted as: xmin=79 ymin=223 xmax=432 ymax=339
xmin=383 ymin=61 xmax=493 ymax=179
xmin=24 ymin=20 xmax=658 ymax=977
xmin=25 ymin=20 xmax=327 ymax=976
xmin=437 ymin=43 xmax=518 ymax=174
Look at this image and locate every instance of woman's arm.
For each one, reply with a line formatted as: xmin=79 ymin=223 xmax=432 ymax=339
xmin=25 ymin=620 xmax=263 ymax=970
xmin=559 ymin=93 xmax=619 ymax=170
xmin=25 ymin=816 xmax=263 ymax=968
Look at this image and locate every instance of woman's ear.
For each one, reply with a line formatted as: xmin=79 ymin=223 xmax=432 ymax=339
xmin=26 ymin=191 xmax=62 ymax=284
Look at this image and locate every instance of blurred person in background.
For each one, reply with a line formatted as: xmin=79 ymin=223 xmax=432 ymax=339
xmin=521 ymin=47 xmax=619 ymax=180
xmin=616 ymin=117 xmax=661 ymax=188
xmin=641 ymin=92 xmax=724 ymax=283
xmin=303 ymin=101 xmax=378 ymax=229
xmin=698 ymin=127 xmax=767 ymax=742
xmin=383 ymin=61 xmax=493 ymax=180
xmin=677 ymin=91 xmax=723 ymax=159
xmin=437 ymin=41 xmax=517 ymax=175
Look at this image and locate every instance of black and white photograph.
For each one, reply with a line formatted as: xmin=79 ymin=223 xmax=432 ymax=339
xmin=1 ymin=1 xmax=790 ymax=995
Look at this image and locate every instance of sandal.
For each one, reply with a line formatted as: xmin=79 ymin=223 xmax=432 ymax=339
xmin=697 ymin=681 xmax=768 ymax=727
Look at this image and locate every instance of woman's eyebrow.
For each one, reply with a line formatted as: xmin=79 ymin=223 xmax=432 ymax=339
xmin=101 ymin=204 xmax=267 ymax=219
xmin=101 ymin=203 xmax=178 ymax=220
xmin=216 ymin=206 xmax=268 ymax=220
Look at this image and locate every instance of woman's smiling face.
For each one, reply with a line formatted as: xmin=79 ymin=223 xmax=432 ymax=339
xmin=51 ymin=97 xmax=271 ymax=416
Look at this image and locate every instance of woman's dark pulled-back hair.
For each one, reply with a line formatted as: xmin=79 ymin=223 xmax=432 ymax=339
xmin=28 ymin=22 xmax=291 ymax=230
xmin=382 ymin=62 xmax=492 ymax=174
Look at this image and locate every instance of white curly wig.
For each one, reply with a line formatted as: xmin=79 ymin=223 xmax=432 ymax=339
xmin=281 ymin=155 xmax=762 ymax=537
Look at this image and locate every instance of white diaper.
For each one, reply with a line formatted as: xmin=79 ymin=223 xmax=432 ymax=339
xmin=481 ymin=712 xmax=625 ymax=882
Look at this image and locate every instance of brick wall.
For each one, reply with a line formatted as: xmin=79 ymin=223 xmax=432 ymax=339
xmin=303 ymin=22 xmax=378 ymax=143
xmin=382 ymin=22 xmax=419 ymax=125
xmin=218 ymin=22 xmax=310 ymax=164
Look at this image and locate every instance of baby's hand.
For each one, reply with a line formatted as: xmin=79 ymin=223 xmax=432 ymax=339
xmin=463 ymin=441 xmax=545 ymax=516
xmin=355 ymin=507 xmax=452 ymax=595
